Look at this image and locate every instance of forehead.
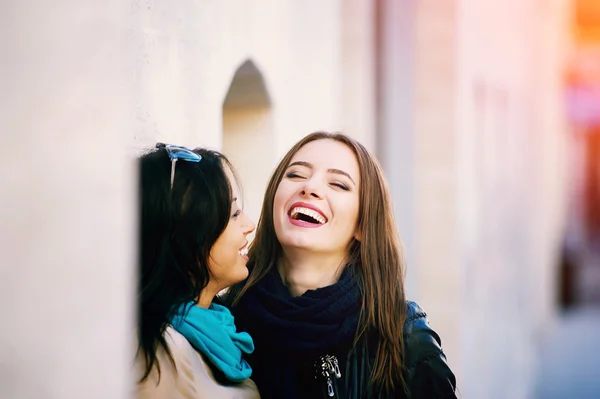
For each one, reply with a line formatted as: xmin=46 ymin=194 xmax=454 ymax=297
xmin=290 ymin=139 xmax=360 ymax=180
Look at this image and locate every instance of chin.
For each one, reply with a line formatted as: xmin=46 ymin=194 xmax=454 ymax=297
xmin=222 ymin=266 xmax=249 ymax=289
xmin=280 ymin=234 xmax=318 ymax=248
xmin=235 ymin=265 xmax=249 ymax=282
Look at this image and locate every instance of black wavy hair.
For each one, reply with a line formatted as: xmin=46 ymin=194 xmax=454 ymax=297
xmin=137 ymin=145 xmax=236 ymax=383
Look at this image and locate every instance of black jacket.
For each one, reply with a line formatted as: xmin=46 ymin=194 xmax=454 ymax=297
xmin=397 ymin=301 xmax=457 ymax=398
xmin=401 ymin=301 xmax=457 ymax=398
xmin=317 ymin=301 xmax=457 ymax=398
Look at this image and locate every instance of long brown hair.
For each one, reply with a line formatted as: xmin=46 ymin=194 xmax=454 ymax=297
xmin=231 ymin=132 xmax=407 ymax=392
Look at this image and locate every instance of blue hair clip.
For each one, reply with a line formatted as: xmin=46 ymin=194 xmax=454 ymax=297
xmin=156 ymin=142 xmax=202 ymax=188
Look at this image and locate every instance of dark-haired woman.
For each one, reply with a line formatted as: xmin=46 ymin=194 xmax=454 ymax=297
xmin=136 ymin=143 xmax=259 ymax=399
xmin=228 ymin=132 xmax=457 ymax=398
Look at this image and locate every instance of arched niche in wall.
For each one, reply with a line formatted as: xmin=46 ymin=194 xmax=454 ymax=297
xmin=222 ymin=59 xmax=274 ymax=231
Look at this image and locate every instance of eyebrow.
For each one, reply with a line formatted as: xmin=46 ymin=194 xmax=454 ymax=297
xmin=232 ymin=197 xmax=238 ymax=203
xmin=287 ymin=161 xmax=356 ymax=186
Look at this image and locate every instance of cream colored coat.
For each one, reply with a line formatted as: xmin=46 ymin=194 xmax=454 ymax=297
xmin=137 ymin=326 xmax=260 ymax=399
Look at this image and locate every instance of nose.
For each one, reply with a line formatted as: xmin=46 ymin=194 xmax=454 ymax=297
xmin=299 ymin=176 xmax=324 ymax=199
xmin=242 ymin=213 xmax=256 ymax=235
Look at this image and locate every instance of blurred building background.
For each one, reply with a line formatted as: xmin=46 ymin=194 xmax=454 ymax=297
xmin=1 ymin=0 xmax=599 ymax=398
xmin=562 ymin=0 xmax=600 ymax=308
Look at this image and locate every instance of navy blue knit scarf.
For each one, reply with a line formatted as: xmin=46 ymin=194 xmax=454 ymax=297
xmin=234 ymin=265 xmax=362 ymax=398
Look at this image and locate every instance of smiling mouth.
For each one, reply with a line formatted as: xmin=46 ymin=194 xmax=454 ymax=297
xmin=289 ymin=207 xmax=327 ymax=225
xmin=239 ymin=242 xmax=249 ymax=258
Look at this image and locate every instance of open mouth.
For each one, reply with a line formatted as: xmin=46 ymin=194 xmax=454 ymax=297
xmin=239 ymin=242 xmax=249 ymax=259
xmin=289 ymin=206 xmax=327 ymax=225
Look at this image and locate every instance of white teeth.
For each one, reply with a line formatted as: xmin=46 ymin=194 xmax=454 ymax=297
xmin=290 ymin=207 xmax=326 ymax=224
xmin=239 ymin=247 xmax=248 ymax=257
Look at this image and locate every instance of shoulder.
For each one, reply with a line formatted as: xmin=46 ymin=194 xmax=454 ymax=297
xmin=163 ymin=326 xmax=195 ymax=357
xmin=403 ymin=301 xmax=443 ymax=367
xmin=136 ymin=327 xmax=199 ymax=399
xmin=138 ymin=327 xmax=260 ymax=399
xmin=156 ymin=326 xmax=200 ymax=373
xmin=405 ymin=301 xmax=428 ymax=328
xmin=402 ymin=301 xmax=457 ymax=397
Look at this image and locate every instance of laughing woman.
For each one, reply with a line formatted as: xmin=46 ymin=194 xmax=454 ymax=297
xmin=228 ymin=132 xmax=457 ymax=398
xmin=136 ymin=143 xmax=259 ymax=399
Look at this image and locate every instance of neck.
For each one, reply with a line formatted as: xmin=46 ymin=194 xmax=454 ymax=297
xmin=277 ymin=248 xmax=346 ymax=297
xmin=197 ymin=282 xmax=218 ymax=308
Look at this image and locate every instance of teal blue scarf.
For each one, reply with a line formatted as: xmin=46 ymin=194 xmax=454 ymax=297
xmin=171 ymin=302 xmax=254 ymax=382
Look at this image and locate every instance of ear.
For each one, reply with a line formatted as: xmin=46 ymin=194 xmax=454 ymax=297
xmin=353 ymin=228 xmax=361 ymax=242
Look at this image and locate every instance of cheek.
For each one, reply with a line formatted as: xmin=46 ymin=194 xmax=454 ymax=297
xmin=339 ymin=200 xmax=360 ymax=228
xmin=209 ymin=230 xmax=236 ymax=265
xmin=273 ymin=184 xmax=286 ymax=205
xmin=208 ymin=239 xmax=226 ymax=267
xmin=272 ymin=186 xmax=288 ymax=218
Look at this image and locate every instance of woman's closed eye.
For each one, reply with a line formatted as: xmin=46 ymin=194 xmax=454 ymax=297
xmin=232 ymin=209 xmax=241 ymax=218
xmin=286 ymin=172 xmax=304 ymax=179
xmin=331 ymin=182 xmax=350 ymax=191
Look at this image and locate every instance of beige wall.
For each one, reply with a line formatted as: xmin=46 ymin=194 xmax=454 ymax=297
xmin=340 ymin=0 xmax=377 ymax=151
xmin=0 ymin=2 xmax=136 ymax=399
xmin=223 ymin=105 xmax=274 ymax=225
